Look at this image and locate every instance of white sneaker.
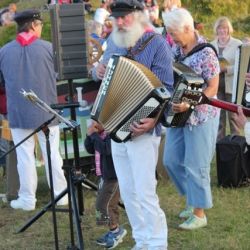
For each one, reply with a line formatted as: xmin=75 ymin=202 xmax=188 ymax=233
xmin=179 ymin=206 xmax=194 ymax=219
xmin=179 ymin=214 xmax=207 ymax=230
xmin=10 ymin=199 xmax=35 ymax=211
xmin=56 ymin=195 xmax=68 ymax=206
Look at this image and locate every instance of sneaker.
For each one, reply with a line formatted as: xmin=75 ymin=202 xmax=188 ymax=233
xmin=179 ymin=206 xmax=194 ymax=219
xmin=96 ymin=227 xmax=127 ymax=249
xmin=10 ymin=199 xmax=35 ymax=211
xmin=179 ymin=214 xmax=207 ymax=230
xmin=56 ymin=195 xmax=68 ymax=206
xmin=96 ymin=231 xmax=110 ymax=246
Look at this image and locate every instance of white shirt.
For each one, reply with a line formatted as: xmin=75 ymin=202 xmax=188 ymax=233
xmin=244 ymin=122 xmax=250 ymax=145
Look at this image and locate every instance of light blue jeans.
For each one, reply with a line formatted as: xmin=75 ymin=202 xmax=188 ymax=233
xmin=163 ymin=116 xmax=219 ymax=209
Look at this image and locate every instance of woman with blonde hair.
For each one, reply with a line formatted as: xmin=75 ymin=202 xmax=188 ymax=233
xmin=211 ymin=16 xmax=242 ymax=140
xmin=162 ymin=0 xmax=181 ymax=12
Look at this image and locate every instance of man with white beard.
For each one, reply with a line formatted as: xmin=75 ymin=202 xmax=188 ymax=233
xmin=92 ymin=1 xmax=173 ymax=249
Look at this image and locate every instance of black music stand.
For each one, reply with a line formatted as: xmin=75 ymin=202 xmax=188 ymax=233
xmin=10 ymin=90 xmax=83 ymax=250
xmin=0 ymin=115 xmax=63 ymax=250
xmin=14 ymin=90 xmax=99 ymax=250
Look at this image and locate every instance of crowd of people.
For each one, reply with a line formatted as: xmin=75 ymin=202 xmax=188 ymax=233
xmin=0 ymin=0 xmax=250 ymax=250
xmin=0 ymin=3 xmax=17 ymax=26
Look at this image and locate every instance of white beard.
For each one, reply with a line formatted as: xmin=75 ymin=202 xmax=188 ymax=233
xmin=111 ymin=21 xmax=145 ymax=48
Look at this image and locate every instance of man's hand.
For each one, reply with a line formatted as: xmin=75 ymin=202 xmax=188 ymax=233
xmin=96 ymin=63 xmax=106 ymax=80
xmin=233 ymin=106 xmax=248 ymax=129
xmin=130 ymin=118 xmax=156 ymax=137
xmin=246 ymin=73 xmax=250 ymax=85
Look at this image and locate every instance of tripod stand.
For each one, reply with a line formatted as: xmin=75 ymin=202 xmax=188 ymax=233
xmin=0 ymin=116 xmax=64 ymax=250
xmin=15 ymin=89 xmax=98 ymax=250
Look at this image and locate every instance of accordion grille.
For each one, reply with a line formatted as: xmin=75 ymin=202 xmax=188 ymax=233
xmin=99 ymin=56 xmax=162 ymax=132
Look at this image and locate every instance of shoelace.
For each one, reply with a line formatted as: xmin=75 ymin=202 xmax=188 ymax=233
xmin=185 ymin=215 xmax=196 ymax=225
xmin=105 ymin=232 xmax=114 ymax=239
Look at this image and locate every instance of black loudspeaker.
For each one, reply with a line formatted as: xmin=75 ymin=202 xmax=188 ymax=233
xmin=50 ymin=3 xmax=89 ymax=80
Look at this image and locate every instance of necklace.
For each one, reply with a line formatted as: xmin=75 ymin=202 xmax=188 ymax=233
xmin=218 ymin=37 xmax=230 ymax=47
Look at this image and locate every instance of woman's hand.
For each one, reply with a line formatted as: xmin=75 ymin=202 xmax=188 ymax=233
xmin=220 ymin=65 xmax=227 ymax=73
xmin=171 ymin=102 xmax=190 ymax=113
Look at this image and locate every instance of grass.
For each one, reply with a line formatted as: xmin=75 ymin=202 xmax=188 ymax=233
xmin=1 ymin=0 xmax=250 ymax=249
xmin=1 ymin=156 xmax=250 ymax=250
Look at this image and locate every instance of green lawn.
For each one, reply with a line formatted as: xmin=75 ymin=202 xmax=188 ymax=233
xmin=0 ymin=156 xmax=250 ymax=250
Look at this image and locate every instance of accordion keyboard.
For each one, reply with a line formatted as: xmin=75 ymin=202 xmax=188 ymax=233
xmin=116 ymin=98 xmax=160 ymax=141
xmin=91 ymin=55 xmax=171 ymax=142
xmin=164 ymin=62 xmax=204 ymax=127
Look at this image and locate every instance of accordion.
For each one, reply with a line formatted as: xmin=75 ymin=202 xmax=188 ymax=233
xmin=232 ymin=44 xmax=250 ymax=107
xmin=91 ymin=55 xmax=171 ymax=142
xmin=165 ymin=62 xmax=204 ymax=127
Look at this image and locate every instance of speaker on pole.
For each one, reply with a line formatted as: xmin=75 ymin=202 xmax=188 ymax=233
xmin=50 ymin=3 xmax=89 ymax=80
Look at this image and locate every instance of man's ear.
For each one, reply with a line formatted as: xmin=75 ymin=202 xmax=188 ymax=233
xmin=31 ymin=21 xmax=36 ymax=31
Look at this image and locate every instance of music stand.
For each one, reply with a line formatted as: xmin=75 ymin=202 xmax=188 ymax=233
xmin=7 ymin=90 xmax=79 ymax=250
xmin=13 ymin=90 xmax=100 ymax=250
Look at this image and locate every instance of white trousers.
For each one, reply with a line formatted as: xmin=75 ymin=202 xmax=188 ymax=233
xmin=11 ymin=126 xmax=67 ymax=206
xmin=111 ymin=134 xmax=168 ymax=250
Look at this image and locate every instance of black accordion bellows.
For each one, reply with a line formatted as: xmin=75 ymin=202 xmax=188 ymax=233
xmin=91 ymin=55 xmax=171 ymax=142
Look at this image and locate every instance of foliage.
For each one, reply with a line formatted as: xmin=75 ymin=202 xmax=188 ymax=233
xmin=0 ymin=24 xmax=16 ymax=46
xmin=0 ymin=0 xmax=250 ymax=46
xmin=0 ymin=0 xmax=18 ymax=10
xmin=182 ymin=0 xmax=249 ymax=22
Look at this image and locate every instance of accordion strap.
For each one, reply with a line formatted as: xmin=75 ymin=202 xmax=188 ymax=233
xmin=175 ymin=43 xmax=218 ymax=62
xmin=126 ymin=34 xmax=159 ymax=60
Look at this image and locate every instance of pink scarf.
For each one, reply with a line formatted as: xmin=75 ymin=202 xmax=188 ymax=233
xmin=16 ymin=32 xmax=38 ymax=46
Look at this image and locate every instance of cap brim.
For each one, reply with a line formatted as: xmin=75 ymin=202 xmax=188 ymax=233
xmin=110 ymin=10 xmax=133 ymax=18
xmin=14 ymin=16 xmax=42 ymax=24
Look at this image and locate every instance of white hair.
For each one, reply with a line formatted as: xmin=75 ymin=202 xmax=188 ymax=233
xmin=162 ymin=8 xmax=194 ymax=32
xmin=87 ymin=20 xmax=103 ymax=37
